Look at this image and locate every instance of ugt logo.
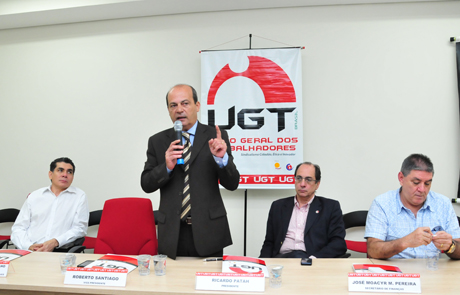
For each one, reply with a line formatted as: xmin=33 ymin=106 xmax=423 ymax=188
xmin=206 ymin=56 xmax=297 ymax=132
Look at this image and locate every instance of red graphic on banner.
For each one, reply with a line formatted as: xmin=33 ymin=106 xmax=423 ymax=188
xmin=207 ymin=56 xmax=296 ymax=105
xmin=239 ymin=174 xmax=295 ymax=185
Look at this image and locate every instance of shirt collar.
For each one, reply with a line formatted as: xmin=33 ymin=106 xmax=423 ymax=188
xmin=295 ymin=195 xmax=315 ymax=208
xmin=423 ymin=192 xmax=434 ymax=212
xmin=44 ymin=185 xmax=76 ymax=195
xmin=396 ymin=188 xmax=433 ymax=213
xmin=396 ymin=189 xmax=404 ymax=214
xmin=185 ymin=121 xmax=198 ymax=136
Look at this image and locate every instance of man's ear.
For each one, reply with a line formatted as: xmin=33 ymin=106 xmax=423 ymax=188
xmin=397 ymin=171 xmax=404 ymax=186
xmin=315 ymin=181 xmax=321 ymax=191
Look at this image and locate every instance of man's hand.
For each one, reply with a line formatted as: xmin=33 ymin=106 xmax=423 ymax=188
xmin=368 ymin=227 xmax=433 ymax=259
xmin=28 ymin=243 xmax=43 ymax=251
xmin=165 ymin=139 xmax=184 ymax=170
xmin=35 ymin=238 xmax=59 ymax=252
xmin=404 ymin=227 xmax=433 ymax=248
xmin=432 ymin=231 xmax=453 ymax=252
xmin=208 ymin=125 xmax=227 ymax=158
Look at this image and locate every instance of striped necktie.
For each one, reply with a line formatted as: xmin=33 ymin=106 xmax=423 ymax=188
xmin=180 ymin=132 xmax=192 ymax=221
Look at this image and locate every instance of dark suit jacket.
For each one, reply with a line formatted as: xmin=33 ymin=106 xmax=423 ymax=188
xmin=259 ymin=196 xmax=346 ymax=258
xmin=141 ymin=122 xmax=240 ymax=259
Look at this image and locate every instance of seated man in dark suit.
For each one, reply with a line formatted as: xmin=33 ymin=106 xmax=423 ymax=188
xmin=260 ymin=162 xmax=346 ymax=258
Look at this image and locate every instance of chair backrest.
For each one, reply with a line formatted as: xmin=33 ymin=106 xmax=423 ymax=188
xmin=82 ymin=210 xmax=103 ymax=250
xmin=343 ymin=210 xmax=368 ymax=229
xmin=343 ymin=210 xmax=368 ymax=254
xmin=89 ymin=210 xmax=103 ymax=227
xmin=0 ymin=208 xmax=20 ymax=248
xmin=0 ymin=208 xmax=20 ymax=224
xmin=94 ymin=198 xmax=158 ymax=255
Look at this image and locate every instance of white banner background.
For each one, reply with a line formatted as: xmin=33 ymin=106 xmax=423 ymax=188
xmin=201 ymin=48 xmax=303 ymax=189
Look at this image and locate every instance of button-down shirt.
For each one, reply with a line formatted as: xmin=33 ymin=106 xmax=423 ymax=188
xmin=280 ymin=196 xmax=315 ymax=254
xmin=365 ymin=189 xmax=460 ymax=258
xmin=11 ymin=186 xmax=89 ymax=250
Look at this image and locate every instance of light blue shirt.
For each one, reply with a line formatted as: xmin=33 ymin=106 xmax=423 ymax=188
xmin=364 ymin=189 xmax=460 ymax=259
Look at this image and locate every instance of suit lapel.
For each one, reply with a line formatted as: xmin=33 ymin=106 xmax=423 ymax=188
xmin=281 ymin=197 xmax=294 ymax=238
xmin=167 ymin=127 xmax=176 ymax=142
xmin=189 ymin=122 xmax=208 ymax=165
xmin=304 ymin=197 xmax=321 ymax=234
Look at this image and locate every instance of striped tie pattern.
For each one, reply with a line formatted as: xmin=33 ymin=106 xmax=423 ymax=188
xmin=180 ymin=132 xmax=192 ymax=221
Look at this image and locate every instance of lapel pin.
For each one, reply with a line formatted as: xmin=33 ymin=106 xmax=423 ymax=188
xmin=316 ymin=210 xmax=319 ymax=213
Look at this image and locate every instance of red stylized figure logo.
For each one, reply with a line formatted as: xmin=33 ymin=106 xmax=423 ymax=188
xmin=207 ymin=56 xmax=296 ymax=105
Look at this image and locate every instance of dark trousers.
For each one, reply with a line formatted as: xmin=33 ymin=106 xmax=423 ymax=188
xmin=176 ymin=221 xmax=223 ymax=258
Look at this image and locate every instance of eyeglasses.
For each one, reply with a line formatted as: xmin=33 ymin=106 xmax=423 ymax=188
xmin=295 ymin=176 xmax=317 ymax=184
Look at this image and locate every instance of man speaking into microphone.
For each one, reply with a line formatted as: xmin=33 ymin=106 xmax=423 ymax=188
xmin=141 ymin=84 xmax=240 ymax=259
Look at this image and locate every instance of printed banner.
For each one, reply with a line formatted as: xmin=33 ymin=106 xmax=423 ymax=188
xmin=201 ymin=48 xmax=303 ymax=189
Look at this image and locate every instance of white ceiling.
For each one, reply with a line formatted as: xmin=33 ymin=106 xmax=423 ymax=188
xmin=0 ymin=0 xmax=449 ymax=30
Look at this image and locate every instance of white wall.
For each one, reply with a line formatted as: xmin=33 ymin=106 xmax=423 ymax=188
xmin=1 ymin=1 xmax=460 ymax=258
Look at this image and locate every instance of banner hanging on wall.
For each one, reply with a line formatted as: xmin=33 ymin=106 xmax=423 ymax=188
xmin=201 ymin=48 xmax=303 ymax=189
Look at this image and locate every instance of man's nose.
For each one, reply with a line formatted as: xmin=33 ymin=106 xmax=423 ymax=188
xmin=417 ymin=183 xmax=427 ymax=192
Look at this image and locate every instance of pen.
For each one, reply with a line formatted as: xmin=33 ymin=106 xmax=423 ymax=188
xmin=203 ymin=258 xmax=223 ymax=262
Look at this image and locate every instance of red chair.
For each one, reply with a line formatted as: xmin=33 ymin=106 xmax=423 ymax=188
xmin=343 ymin=210 xmax=368 ymax=256
xmin=94 ymin=198 xmax=158 ymax=255
xmin=0 ymin=208 xmax=20 ymax=249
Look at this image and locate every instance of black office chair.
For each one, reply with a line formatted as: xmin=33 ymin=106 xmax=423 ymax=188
xmin=0 ymin=207 xmax=86 ymax=253
xmin=53 ymin=237 xmax=86 ymax=253
xmin=0 ymin=208 xmax=20 ymax=249
xmin=53 ymin=211 xmax=103 ymax=253
xmin=81 ymin=210 xmax=103 ymax=252
xmin=342 ymin=210 xmax=368 ymax=257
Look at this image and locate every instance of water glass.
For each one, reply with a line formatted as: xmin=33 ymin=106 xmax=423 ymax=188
xmin=268 ymin=264 xmax=283 ymax=288
xmin=59 ymin=254 xmax=76 ymax=274
xmin=137 ymin=255 xmax=151 ymax=276
xmin=425 ymin=249 xmax=440 ymax=271
xmin=153 ymin=254 xmax=167 ymax=276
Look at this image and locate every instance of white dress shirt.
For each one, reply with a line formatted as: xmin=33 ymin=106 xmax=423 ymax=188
xmin=11 ymin=185 xmax=89 ymax=250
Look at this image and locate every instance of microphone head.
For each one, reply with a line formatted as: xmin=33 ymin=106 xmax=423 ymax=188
xmin=174 ymin=120 xmax=183 ymax=131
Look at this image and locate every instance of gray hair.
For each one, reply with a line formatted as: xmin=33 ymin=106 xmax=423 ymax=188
xmin=400 ymin=154 xmax=434 ymax=176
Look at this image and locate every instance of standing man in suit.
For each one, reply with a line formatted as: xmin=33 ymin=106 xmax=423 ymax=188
xmin=141 ymin=84 xmax=240 ymax=259
xmin=260 ymin=162 xmax=346 ymax=258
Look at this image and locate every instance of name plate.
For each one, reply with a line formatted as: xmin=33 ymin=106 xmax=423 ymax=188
xmin=196 ymin=272 xmax=265 ymax=292
xmin=0 ymin=261 xmax=9 ymax=277
xmin=64 ymin=267 xmax=128 ymax=287
xmin=348 ymin=273 xmax=421 ymax=293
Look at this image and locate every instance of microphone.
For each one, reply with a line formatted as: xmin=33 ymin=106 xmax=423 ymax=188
xmin=174 ymin=120 xmax=184 ymax=165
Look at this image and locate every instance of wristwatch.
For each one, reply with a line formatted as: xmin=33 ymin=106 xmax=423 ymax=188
xmin=447 ymin=240 xmax=457 ymax=254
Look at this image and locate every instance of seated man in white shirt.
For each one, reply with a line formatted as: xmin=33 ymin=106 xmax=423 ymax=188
xmin=11 ymin=157 xmax=89 ymax=252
